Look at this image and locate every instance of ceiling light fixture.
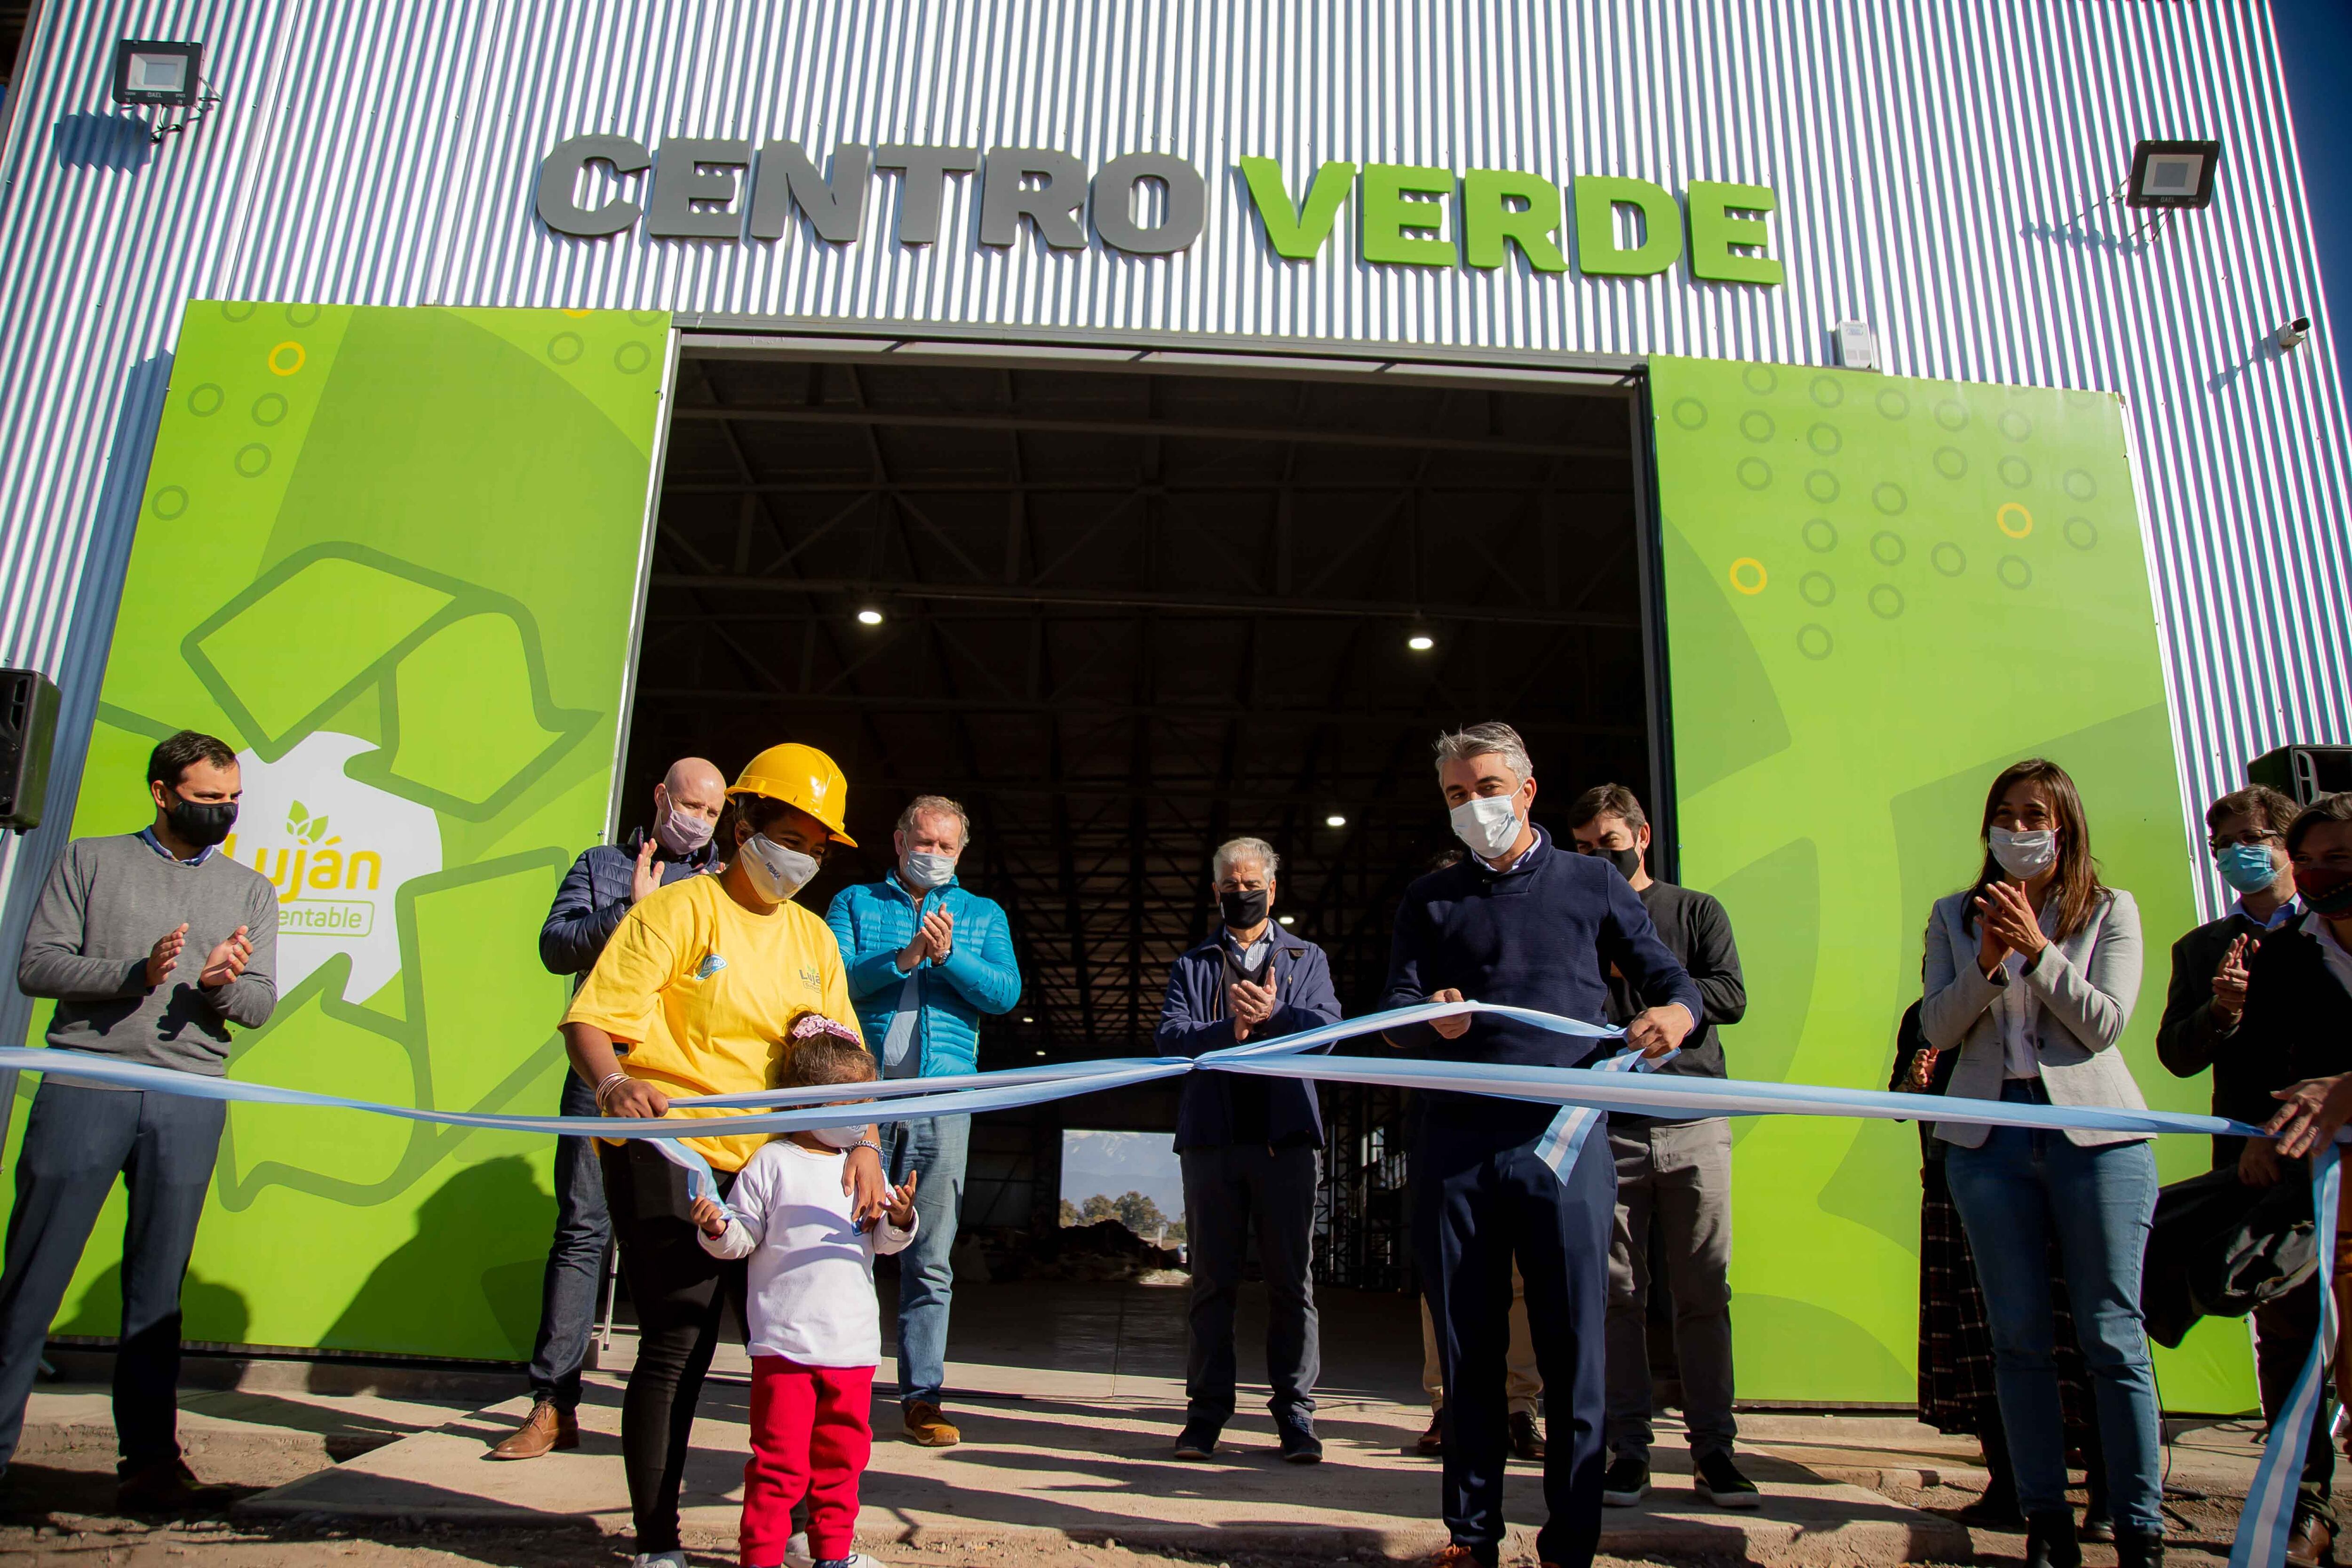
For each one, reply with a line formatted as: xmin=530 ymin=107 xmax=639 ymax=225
xmin=856 ymin=606 xmax=884 ymax=626
xmin=1278 ymin=914 xmax=1296 ymax=927
xmin=1406 ymin=619 xmax=1436 ymax=652
xmin=1325 ymin=813 xmax=1347 ymax=828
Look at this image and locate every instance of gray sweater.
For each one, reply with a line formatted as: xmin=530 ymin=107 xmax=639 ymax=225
xmin=17 ymin=834 xmax=279 ymax=1075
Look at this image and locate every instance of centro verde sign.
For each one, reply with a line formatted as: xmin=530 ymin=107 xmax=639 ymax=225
xmin=534 ymin=136 xmax=1783 ymax=285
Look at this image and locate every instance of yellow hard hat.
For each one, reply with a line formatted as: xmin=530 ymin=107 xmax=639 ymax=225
xmin=729 ymin=743 xmax=857 ymax=846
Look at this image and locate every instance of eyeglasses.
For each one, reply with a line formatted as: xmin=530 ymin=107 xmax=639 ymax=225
xmin=2207 ymin=830 xmax=2283 ymax=852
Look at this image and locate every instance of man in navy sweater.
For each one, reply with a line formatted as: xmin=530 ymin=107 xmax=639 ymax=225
xmin=1383 ymin=723 xmax=1700 ymax=1568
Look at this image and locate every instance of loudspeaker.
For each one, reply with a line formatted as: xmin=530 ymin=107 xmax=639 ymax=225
xmin=2249 ymin=744 xmax=2352 ymax=807
xmin=0 ymin=669 xmax=62 ymax=832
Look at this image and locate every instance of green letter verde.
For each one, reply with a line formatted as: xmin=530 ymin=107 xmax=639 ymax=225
xmin=1359 ymin=163 xmax=1456 ymax=267
xmin=1573 ymin=175 xmax=1682 ymax=277
xmin=1687 ymin=181 xmax=1785 ymax=285
xmin=1461 ymin=169 xmax=1567 ymax=273
xmin=1237 ymin=156 xmax=1357 ymax=261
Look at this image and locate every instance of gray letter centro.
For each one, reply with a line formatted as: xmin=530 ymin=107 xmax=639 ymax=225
xmin=538 ymin=136 xmax=1204 ymax=256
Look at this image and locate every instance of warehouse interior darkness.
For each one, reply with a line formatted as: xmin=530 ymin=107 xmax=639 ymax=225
xmin=616 ymin=338 xmax=1659 ymax=1289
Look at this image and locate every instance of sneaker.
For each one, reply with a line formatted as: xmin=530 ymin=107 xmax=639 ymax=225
xmin=1508 ymin=1408 xmax=1546 ymax=1461
xmin=902 ymin=1402 xmax=960 ymax=1448
xmin=783 ymin=1531 xmax=814 ymax=1568
xmin=1417 ymin=1411 xmax=1444 ymax=1456
xmin=1276 ymin=1411 xmax=1323 ymax=1465
xmin=1173 ymin=1418 xmax=1220 ymax=1460
xmin=812 ymin=1557 xmax=888 ymax=1568
xmin=630 ymin=1554 xmax=689 ymax=1568
xmin=488 ymin=1397 xmax=579 ymax=1460
xmin=1696 ymin=1450 xmax=1761 ymax=1510
xmin=1601 ymin=1451 xmax=1650 ymax=1506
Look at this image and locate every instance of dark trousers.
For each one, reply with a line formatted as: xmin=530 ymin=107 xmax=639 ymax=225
xmin=0 ymin=1081 xmax=226 ymax=1474
xmin=1179 ymin=1143 xmax=1319 ymax=1424
xmin=525 ymin=1073 xmax=612 ymax=1410
xmin=600 ymin=1143 xmax=747 ymax=1555
xmin=1416 ymin=1120 xmax=1614 ymax=1568
xmin=2253 ymin=1278 xmax=2338 ymax=1521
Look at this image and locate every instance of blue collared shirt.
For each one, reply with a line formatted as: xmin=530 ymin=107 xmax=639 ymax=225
xmin=137 ymin=826 xmax=216 ymax=867
xmin=2233 ymin=893 xmax=2302 ymax=931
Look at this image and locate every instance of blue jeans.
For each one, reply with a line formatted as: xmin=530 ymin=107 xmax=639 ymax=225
xmin=1944 ymin=1083 xmax=2162 ymax=1533
xmin=885 ymin=1114 xmax=968 ymax=1409
xmin=525 ymin=1071 xmax=612 ymax=1410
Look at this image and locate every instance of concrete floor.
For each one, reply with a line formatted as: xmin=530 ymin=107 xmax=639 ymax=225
xmin=3 ymin=1278 xmax=2286 ymax=1563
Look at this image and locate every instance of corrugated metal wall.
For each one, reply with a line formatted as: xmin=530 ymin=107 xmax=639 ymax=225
xmin=2 ymin=0 xmax=2347 ymax=997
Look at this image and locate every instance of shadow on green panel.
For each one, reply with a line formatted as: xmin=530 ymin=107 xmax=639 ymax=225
xmin=1818 ymin=1116 xmax=1928 ymax=1256
xmin=1732 ymin=1291 xmax=1910 ymax=1403
xmin=1660 ymin=520 xmax=1790 ymax=796
xmin=56 ymin=1266 xmax=251 ymax=1346
xmin=310 ymin=1155 xmax=552 ymax=1368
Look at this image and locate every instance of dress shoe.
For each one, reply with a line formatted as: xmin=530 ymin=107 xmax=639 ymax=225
xmin=1426 ymin=1545 xmax=1493 ymax=1568
xmin=902 ymin=1402 xmax=960 ymax=1448
xmin=1508 ymin=1409 xmax=1545 ymax=1461
xmin=1417 ymin=1411 xmax=1444 ymax=1456
xmin=115 ymin=1457 xmax=230 ymax=1513
xmin=2114 ymin=1525 xmax=2165 ymax=1568
xmin=488 ymin=1398 xmax=578 ymax=1460
xmin=2287 ymin=1509 xmax=2333 ymax=1568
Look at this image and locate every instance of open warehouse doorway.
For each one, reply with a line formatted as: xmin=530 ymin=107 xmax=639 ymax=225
xmin=617 ymin=335 xmax=1661 ymax=1289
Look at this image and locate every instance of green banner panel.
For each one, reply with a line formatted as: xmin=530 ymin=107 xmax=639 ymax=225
xmin=9 ymin=302 xmax=667 ymax=1360
xmin=1651 ymin=358 xmax=2253 ymax=1412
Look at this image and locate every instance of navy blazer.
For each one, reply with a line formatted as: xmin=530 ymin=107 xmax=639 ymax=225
xmin=1382 ymin=826 xmax=1701 ymax=1136
xmin=538 ymin=826 xmax=721 ymax=977
xmin=1154 ymin=929 xmax=1342 ymax=1151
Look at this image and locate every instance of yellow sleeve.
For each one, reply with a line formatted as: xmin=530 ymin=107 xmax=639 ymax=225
xmin=564 ymin=893 xmax=689 ymax=1044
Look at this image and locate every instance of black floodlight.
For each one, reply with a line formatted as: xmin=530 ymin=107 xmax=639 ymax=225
xmin=111 ymin=40 xmax=203 ymax=108
xmin=2126 ymin=139 xmax=2220 ymax=209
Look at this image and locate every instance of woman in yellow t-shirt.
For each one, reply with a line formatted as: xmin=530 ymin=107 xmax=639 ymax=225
xmin=562 ymin=743 xmax=884 ymax=1566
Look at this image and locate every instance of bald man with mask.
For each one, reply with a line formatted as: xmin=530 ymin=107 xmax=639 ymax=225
xmin=491 ymin=757 xmax=728 ymax=1460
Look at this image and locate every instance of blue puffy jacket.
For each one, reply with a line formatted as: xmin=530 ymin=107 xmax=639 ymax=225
xmin=825 ymin=872 xmax=1021 ymax=1076
xmin=539 ymin=826 xmax=722 ymax=976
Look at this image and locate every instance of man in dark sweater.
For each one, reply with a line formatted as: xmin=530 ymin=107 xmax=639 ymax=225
xmin=2155 ymin=783 xmax=2332 ymax=1560
xmin=1383 ymin=723 xmax=1699 ymax=1568
xmin=489 ymin=755 xmax=727 ymax=1461
xmin=1566 ymin=783 xmax=1755 ymax=1510
xmin=1153 ymin=836 xmax=1341 ymax=1465
xmin=2 ymin=730 xmax=278 ymax=1509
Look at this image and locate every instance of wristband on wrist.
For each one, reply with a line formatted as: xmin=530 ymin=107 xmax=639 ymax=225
xmin=853 ymin=1138 xmax=882 ymax=1159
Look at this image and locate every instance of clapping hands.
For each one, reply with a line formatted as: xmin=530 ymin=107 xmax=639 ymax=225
xmin=899 ymin=907 xmax=955 ymax=972
xmin=1228 ymin=974 xmax=1279 ymax=1042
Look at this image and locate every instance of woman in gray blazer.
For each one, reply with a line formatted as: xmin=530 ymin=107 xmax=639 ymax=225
xmin=1922 ymin=758 xmax=2160 ymax=1568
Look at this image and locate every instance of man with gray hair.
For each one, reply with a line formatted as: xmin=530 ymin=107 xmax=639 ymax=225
xmin=1384 ymin=722 xmax=1700 ymax=1568
xmin=827 ymin=794 xmax=1021 ymax=1447
xmin=1153 ymin=836 xmax=1342 ymax=1463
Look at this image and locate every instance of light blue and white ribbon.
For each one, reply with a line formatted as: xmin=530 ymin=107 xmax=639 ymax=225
xmin=0 ymin=996 xmax=2324 ymax=1568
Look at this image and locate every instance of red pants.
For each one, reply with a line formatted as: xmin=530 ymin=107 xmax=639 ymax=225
xmin=741 ymin=1357 xmax=874 ymax=1567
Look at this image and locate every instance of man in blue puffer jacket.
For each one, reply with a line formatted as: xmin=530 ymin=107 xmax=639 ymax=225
xmin=825 ymin=795 xmax=1021 ymax=1448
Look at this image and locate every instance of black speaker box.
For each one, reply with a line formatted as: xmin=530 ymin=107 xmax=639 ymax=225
xmin=2249 ymin=744 xmax=2352 ymax=807
xmin=0 ymin=669 xmax=62 ymax=831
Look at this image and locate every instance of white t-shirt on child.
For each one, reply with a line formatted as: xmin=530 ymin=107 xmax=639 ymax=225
xmin=696 ymin=1139 xmax=917 ymax=1367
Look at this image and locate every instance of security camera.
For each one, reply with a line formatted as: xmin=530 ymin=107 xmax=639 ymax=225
xmin=2279 ymin=316 xmax=2312 ymax=350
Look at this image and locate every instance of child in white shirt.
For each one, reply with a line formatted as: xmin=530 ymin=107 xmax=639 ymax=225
xmin=694 ymin=1024 xmax=917 ymax=1568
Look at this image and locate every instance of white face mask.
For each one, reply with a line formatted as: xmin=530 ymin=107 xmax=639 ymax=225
xmin=1988 ymin=827 xmax=2058 ymax=880
xmin=901 ymin=850 xmax=957 ymax=891
xmin=737 ymin=832 xmax=819 ymax=902
xmin=808 ymin=1124 xmax=866 ymax=1150
xmin=653 ymin=787 xmax=715 ymax=858
xmin=1450 ymin=792 xmax=1524 ymax=859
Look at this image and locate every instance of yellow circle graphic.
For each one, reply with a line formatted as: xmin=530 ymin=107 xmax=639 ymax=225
xmin=1729 ymin=557 xmax=1768 ymax=595
xmin=1996 ymin=501 xmax=2033 ymax=538
xmin=267 ymin=341 xmax=307 ymax=377
xmin=561 ymin=308 xmax=593 ymax=318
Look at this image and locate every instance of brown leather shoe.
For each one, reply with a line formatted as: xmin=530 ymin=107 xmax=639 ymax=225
xmin=2287 ymin=1510 xmax=2334 ymax=1568
xmin=1427 ymin=1547 xmax=1487 ymax=1568
xmin=1418 ymin=1411 xmax=1445 ymax=1456
xmin=487 ymin=1399 xmax=578 ymax=1460
xmin=904 ymin=1401 xmax=961 ymax=1447
xmin=1509 ymin=1408 xmax=1546 ymax=1461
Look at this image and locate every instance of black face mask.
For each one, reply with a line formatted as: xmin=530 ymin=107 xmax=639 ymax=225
xmin=167 ymin=796 xmax=238 ymax=848
xmin=1602 ymin=846 xmax=1644 ymax=883
xmin=1219 ymin=888 xmax=1270 ymax=929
